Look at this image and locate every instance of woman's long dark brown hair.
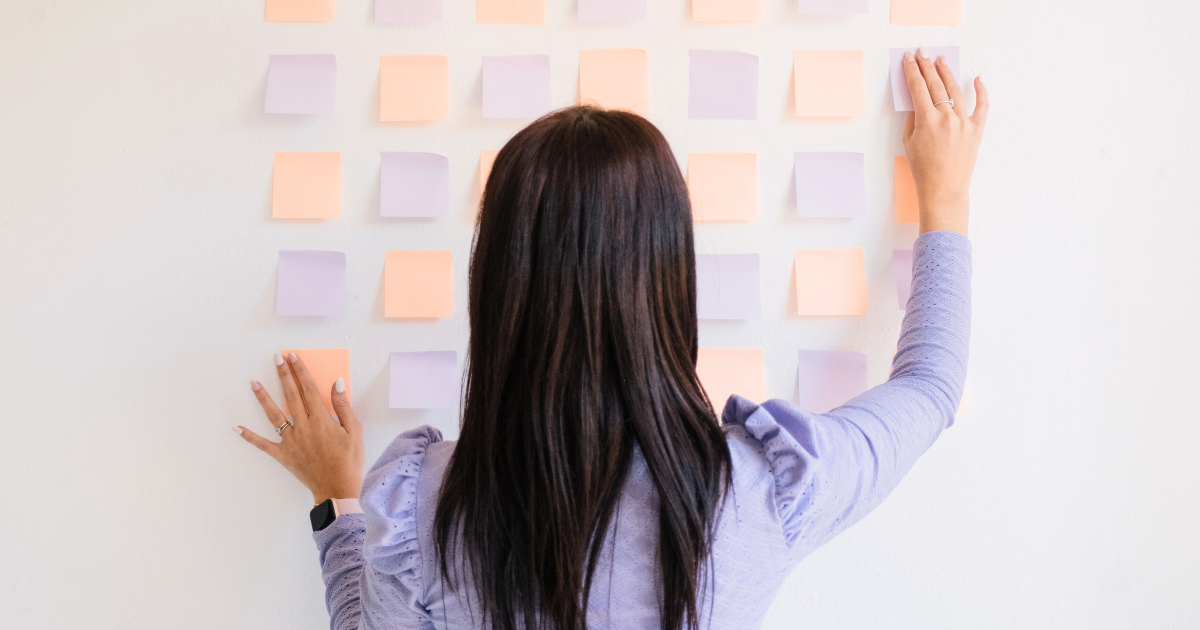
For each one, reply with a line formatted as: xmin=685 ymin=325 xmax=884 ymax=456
xmin=434 ymin=105 xmax=732 ymax=630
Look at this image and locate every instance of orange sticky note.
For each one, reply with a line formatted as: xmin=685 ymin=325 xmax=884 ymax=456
xmin=380 ymin=55 xmax=449 ymax=122
xmin=793 ymin=50 xmax=865 ymax=117
xmin=894 ymin=156 xmax=919 ymax=223
xmin=385 ymin=251 xmax=453 ymax=318
xmin=579 ymin=49 xmax=650 ymax=116
xmin=272 ymin=152 xmax=341 ymax=219
xmin=957 ymin=378 xmax=971 ymax=413
xmin=480 ymin=150 xmax=499 ymax=187
xmin=696 ymin=348 xmax=766 ymax=410
xmin=693 ymin=0 xmax=762 ymax=22
xmin=265 ymin=0 xmax=334 ymax=22
xmin=477 ymin=0 xmax=544 ymax=24
xmin=794 ymin=249 xmax=868 ymax=316
xmin=890 ymin=0 xmax=961 ymax=25
xmin=687 ymin=153 xmax=758 ymax=222
xmin=283 ymin=349 xmax=350 ymax=416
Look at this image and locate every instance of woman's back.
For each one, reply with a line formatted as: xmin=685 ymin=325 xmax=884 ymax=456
xmin=315 ymin=231 xmax=972 ymax=630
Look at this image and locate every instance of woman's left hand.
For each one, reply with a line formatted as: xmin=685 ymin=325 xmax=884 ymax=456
xmin=235 ymin=352 xmax=365 ymax=505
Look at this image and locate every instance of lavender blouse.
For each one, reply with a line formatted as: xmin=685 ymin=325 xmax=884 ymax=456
xmin=314 ymin=231 xmax=972 ymax=630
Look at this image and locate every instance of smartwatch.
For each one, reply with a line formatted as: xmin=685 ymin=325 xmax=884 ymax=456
xmin=309 ymin=498 xmax=364 ymax=532
xmin=310 ymin=499 xmax=337 ymax=532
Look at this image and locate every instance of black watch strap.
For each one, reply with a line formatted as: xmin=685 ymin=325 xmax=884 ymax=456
xmin=310 ymin=499 xmax=337 ymax=532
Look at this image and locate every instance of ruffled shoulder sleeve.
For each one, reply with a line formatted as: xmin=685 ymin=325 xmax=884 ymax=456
xmin=721 ymin=395 xmax=824 ymax=550
xmin=360 ymin=425 xmax=443 ymax=601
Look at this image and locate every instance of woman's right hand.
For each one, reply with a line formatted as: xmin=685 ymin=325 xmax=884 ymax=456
xmin=901 ymin=49 xmax=989 ymax=236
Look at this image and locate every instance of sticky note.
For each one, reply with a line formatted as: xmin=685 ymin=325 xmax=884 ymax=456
xmin=579 ymin=49 xmax=650 ymax=116
xmin=477 ymin=0 xmax=544 ymax=24
xmin=794 ymin=249 xmax=867 ymax=316
xmin=376 ymin=0 xmax=443 ymax=22
xmin=697 ymin=348 xmax=765 ymax=409
xmin=385 ymin=251 xmax=453 ymax=318
xmin=480 ymin=150 xmax=500 ymax=189
xmin=688 ymin=50 xmax=758 ymax=120
xmin=890 ymin=0 xmax=961 ymax=25
xmin=795 ymin=152 xmax=865 ymax=218
xmin=579 ymin=0 xmax=645 ymax=21
xmin=389 ymin=351 xmax=459 ymax=408
xmin=483 ymin=55 xmax=552 ymax=119
xmin=693 ymin=0 xmax=761 ymax=22
xmin=283 ymin=349 xmax=350 ymax=416
xmin=893 ymin=249 xmax=913 ymax=309
xmin=697 ymin=254 xmax=761 ymax=319
xmin=893 ymin=156 xmax=919 ymax=223
xmin=797 ymin=0 xmax=867 ymax=13
xmin=265 ymin=55 xmax=335 ymax=115
xmin=381 ymin=152 xmax=449 ymax=218
xmin=796 ymin=350 xmax=868 ymax=414
xmin=890 ymin=47 xmax=960 ymax=111
xmin=380 ymin=55 xmax=449 ymax=122
xmin=687 ymin=153 xmax=757 ymax=222
xmin=265 ymin=0 xmax=334 ymax=22
xmin=277 ymin=250 xmax=345 ymax=316
xmin=272 ymin=152 xmax=341 ymax=219
xmin=793 ymin=50 xmax=865 ymax=117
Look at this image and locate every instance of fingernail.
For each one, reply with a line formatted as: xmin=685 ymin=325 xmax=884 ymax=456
xmin=918 ymin=47 xmax=929 ymax=59
xmin=903 ymin=51 xmax=914 ymax=62
xmin=274 ymin=353 xmax=284 ymax=366
xmin=289 ymin=352 xmax=298 ymax=364
xmin=232 ymin=426 xmax=243 ymax=435
xmin=250 ymin=380 xmax=262 ymax=392
xmin=335 ymin=377 xmax=345 ymax=394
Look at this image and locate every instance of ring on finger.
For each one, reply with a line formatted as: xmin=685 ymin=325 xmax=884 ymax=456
xmin=276 ymin=419 xmax=294 ymax=436
xmin=933 ymin=98 xmax=955 ymax=108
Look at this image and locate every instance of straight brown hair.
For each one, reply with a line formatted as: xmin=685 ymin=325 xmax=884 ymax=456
xmin=434 ymin=105 xmax=731 ymax=630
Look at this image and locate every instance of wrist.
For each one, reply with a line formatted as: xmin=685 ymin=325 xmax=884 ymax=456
xmin=312 ymin=484 xmax=361 ymax=506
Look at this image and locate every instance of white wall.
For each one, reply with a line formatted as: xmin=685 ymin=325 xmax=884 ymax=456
xmin=1 ymin=0 xmax=1197 ymax=628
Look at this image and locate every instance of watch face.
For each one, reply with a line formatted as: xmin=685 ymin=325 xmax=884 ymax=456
xmin=310 ymin=499 xmax=336 ymax=532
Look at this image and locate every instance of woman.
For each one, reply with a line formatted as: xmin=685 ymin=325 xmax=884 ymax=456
xmin=236 ymin=51 xmax=987 ymax=630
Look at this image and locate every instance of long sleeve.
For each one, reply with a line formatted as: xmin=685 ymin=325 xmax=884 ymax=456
xmin=312 ymin=426 xmax=443 ymax=630
xmin=722 ymin=230 xmax=971 ymax=559
xmin=314 ymin=514 xmax=368 ymax=630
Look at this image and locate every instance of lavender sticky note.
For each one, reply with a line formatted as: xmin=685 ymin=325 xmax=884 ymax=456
xmin=483 ymin=55 xmax=552 ymax=119
xmin=797 ymin=0 xmax=867 ymax=13
xmin=381 ymin=152 xmax=449 ymax=218
xmin=277 ymin=251 xmax=345 ymax=316
xmin=265 ymin=55 xmax=336 ymax=115
xmin=389 ymin=351 xmax=459 ymax=409
xmin=579 ymin=0 xmax=646 ymax=20
xmin=688 ymin=50 xmax=758 ymax=120
xmin=376 ymin=0 xmax=443 ymax=22
xmin=697 ymin=254 xmax=761 ymax=319
xmin=795 ymin=152 xmax=865 ymax=217
xmin=797 ymin=350 xmax=868 ymax=414
xmin=890 ymin=47 xmax=960 ymax=111
xmin=893 ymin=249 xmax=913 ymax=310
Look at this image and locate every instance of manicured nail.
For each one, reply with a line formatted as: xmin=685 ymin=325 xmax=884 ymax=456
xmin=274 ymin=353 xmax=284 ymax=366
xmin=232 ymin=426 xmax=243 ymax=435
xmin=918 ymin=47 xmax=929 ymax=59
xmin=903 ymin=51 xmax=914 ymax=62
xmin=289 ymin=352 xmax=298 ymax=364
xmin=250 ymin=380 xmax=262 ymax=392
xmin=334 ymin=377 xmax=345 ymax=394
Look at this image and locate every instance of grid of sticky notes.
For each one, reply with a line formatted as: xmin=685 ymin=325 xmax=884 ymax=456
xmin=260 ymin=0 xmax=964 ymax=413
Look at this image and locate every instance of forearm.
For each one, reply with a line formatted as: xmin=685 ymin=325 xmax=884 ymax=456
xmin=889 ymin=230 xmax=972 ymax=418
xmin=314 ymin=513 xmax=367 ymax=630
